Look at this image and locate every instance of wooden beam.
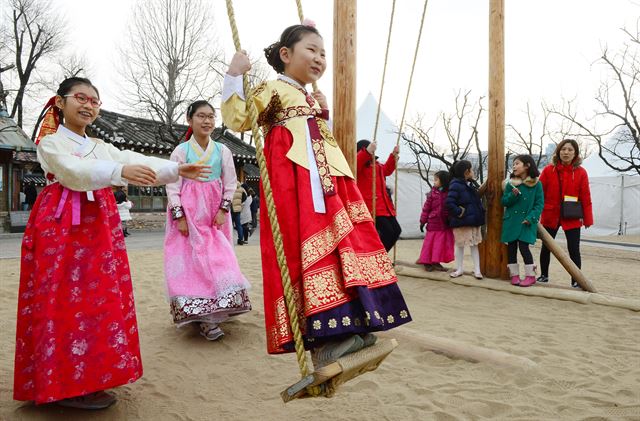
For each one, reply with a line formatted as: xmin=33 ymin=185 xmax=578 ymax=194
xmin=333 ymin=0 xmax=357 ymax=174
xmin=482 ymin=0 xmax=508 ymax=279
xmin=537 ymin=223 xmax=597 ymax=292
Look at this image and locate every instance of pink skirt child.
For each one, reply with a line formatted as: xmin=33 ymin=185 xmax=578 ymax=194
xmin=164 ymin=140 xmax=251 ymax=339
xmin=417 ymin=187 xmax=454 ymax=269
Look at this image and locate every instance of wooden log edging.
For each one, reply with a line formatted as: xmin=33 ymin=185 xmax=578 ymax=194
xmin=381 ymin=328 xmax=537 ymax=370
xmin=395 ymin=264 xmax=640 ymax=312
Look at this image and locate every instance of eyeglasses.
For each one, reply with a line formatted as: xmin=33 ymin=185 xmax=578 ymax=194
xmin=194 ymin=113 xmax=215 ymax=121
xmin=64 ymin=93 xmax=102 ymax=108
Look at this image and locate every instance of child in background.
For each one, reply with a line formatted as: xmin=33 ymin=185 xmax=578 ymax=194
xmin=417 ymin=170 xmax=454 ymax=271
xmin=501 ymin=155 xmax=544 ymax=287
xmin=445 ymin=160 xmax=486 ymax=279
xmin=114 ymin=187 xmax=133 ymax=237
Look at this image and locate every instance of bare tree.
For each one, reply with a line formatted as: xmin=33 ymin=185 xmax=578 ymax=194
xmin=119 ymin=0 xmax=224 ymax=142
xmin=5 ymin=0 xmax=63 ymax=127
xmin=403 ymin=90 xmax=486 ymax=187
xmin=0 ymin=63 xmax=15 ymax=111
xmin=550 ymin=18 xmax=640 ymax=175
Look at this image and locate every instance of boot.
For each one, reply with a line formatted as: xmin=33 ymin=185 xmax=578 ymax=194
xmin=508 ymin=263 xmax=521 ymax=286
xmin=520 ymin=264 xmax=537 ymax=287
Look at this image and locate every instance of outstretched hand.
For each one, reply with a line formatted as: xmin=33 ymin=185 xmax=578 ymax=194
xmin=122 ymin=165 xmax=157 ymax=186
xmin=179 ymin=163 xmax=211 ymax=181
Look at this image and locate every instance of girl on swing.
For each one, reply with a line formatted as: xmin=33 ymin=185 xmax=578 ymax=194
xmin=13 ymin=77 xmax=210 ymax=409
xmin=221 ymin=22 xmax=412 ymax=366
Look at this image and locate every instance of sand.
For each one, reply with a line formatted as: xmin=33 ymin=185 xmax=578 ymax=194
xmin=1 ymin=237 xmax=639 ymax=420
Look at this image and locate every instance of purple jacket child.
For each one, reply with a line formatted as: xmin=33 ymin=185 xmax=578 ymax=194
xmin=420 ymin=188 xmax=449 ymax=231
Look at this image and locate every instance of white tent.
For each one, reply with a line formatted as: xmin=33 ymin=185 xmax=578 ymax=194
xmin=581 ymin=147 xmax=640 ymax=236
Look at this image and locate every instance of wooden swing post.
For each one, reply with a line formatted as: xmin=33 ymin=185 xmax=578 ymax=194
xmin=481 ymin=0 xmax=508 ymax=279
xmin=333 ymin=0 xmax=357 ymax=174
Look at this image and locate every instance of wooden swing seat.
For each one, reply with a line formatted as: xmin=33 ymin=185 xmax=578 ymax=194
xmin=281 ymin=338 xmax=398 ymax=402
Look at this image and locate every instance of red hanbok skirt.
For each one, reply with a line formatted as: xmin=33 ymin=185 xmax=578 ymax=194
xmin=13 ymin=183 xmax=142 ymax=404
xmin=260 ymin=126 xmax=411 ymax=354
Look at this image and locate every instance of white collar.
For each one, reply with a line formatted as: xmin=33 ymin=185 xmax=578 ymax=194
xmin=278 ymin=74 xmax=307 ymax=92
xmin=57 ymin=125 xmax=88 ymax=145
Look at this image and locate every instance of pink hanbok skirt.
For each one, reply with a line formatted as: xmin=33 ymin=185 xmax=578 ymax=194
xmin=417 ymin=229 xmax=455 ymax=265
xmin=164 ymin=178 xmax=251 ymax=327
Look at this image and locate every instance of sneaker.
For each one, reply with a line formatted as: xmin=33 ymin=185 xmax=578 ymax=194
xmin=449 ymin=270 xmax=464 ymax=278
xmin=536 ymin=275 xmax=549 ymax=283
xmin=200 ymin=323 xmax=224 ymax=341
xmin=57 ymin=391 xmax=117 ymax=410
xmin=473 ymin=272 xmax=483 ymax=280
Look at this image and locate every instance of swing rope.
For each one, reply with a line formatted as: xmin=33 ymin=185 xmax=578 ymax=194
xmin=392 ymin=0 xmax=429 ymax=263
xmin=371 ymin=0 xmax=397 ymax=220
xmin=224 ymin=0 xmax=312 ymax=383
xmin=294 ymin=0 xmax=319 ymax=93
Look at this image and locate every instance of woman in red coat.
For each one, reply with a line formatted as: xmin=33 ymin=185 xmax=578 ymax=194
xmin=356 ymin=140 xmax=401 ymax=251
xmin=538 ymin=139 xmax=594 ymax=288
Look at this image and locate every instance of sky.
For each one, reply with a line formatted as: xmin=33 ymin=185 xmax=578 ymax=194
xmin=15 ymin=0 xmax=640 ymax=150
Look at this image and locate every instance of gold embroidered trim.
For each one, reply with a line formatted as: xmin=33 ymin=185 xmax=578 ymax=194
xmin=268 ymin=284 xmax=304 ymax=352
xmin=346 ymin=200 xmax=372 ymax=223
xmin=310 ymin=135 xmax=335 ymax=194
xmin=302 ymin=265 xmax=351 ymax=315
xmin=317 ymin=119 xmax=338 ymax=147
xmin=339 ymin=248 xmax=397 ymax=287
xmin=301 ymin=208 xmax=353 ymax=271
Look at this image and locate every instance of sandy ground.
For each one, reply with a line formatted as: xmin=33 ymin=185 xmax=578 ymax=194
xmin=1 ymin=237 xmax=639 ymax=420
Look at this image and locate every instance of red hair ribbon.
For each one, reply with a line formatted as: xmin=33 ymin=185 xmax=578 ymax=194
xmin=35 ymin=96 xmax=60 ymax=145
xmin=185 ymin=127 xmax=193 ymax=141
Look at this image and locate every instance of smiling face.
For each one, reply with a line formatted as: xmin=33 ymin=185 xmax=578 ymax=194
xmin=187 ymin=104 xmax=216 ymax=139
xmin=55 ymin=83 xmax=100 ymax=135
xmin=280 ymin=32 xmax=326 ymax=85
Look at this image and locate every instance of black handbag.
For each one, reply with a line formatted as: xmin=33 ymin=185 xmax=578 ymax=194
xmin=557 ymin=169 xmax=583 ymax=219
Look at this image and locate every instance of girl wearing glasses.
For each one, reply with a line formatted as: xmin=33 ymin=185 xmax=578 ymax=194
xmin=164 ymin=100 xmax=251 ymax=342
xmin=13 ymin=77 xmax=210 ymax=410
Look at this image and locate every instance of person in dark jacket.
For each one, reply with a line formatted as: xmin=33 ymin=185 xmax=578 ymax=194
xmin=248 ymin=187 xmax=259 ymax=234
xmin=445 ymin=160 xmax=486 ymax=279
xmin=24 ymin=181 xmax=38 ymax=210
xmin=537 ymin=139 xmax=593 ymax=288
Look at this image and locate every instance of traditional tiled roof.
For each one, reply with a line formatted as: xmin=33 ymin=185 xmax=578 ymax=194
xmin=88 ymin=109 xmax=257 ymax=164
xmin=23 ymin=173 xmax=47 ymax=186
xmin=13 ymin=150 xmax=38 ymax=162
xmin=0 ymin=116 xmax=36 ymax=151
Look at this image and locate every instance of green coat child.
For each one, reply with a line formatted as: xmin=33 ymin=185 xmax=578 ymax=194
xmin=500 ymin=177 xmax=544 ymax=245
